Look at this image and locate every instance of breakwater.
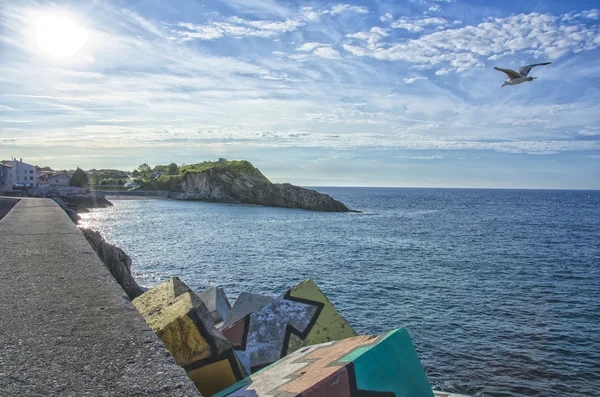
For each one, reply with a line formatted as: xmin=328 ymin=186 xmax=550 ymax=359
xmin=0 ymin=197 xmax=199 ymax=396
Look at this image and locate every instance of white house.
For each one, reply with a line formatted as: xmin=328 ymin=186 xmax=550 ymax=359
xmin=48 ymin=173 xmax=71 ymax=187
xmin=5 ymin=158 xmax=37 ymax=188
xmin=0 ymin=163 xmax=13 ymax=192
xmin=37 ymin=172 xmax=50 ymax=188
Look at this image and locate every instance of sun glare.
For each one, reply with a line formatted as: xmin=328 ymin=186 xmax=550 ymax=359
xmin=35 ymin=15 xmax=88 ymax=58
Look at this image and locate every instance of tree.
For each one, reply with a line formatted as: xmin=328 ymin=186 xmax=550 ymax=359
xmin=70 ymin=167 xmax=88 ymax=187
xmin=132 ymin=169 xmax=140 ymax=177
xmin=137 ymin=163 xmax=151 ymax=180
xmin=167 ymin=162 xmax=178 ymax=175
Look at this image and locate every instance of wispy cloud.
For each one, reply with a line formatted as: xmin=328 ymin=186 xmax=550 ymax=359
xmin=404 ymin=76 xmax=428 ymax=84
xmin=391 ymin=16 xmax=455 ymax=32
xmin=395 ymin=155 xmax=443 ymax=160
xmin=345 ymin=10 xmax=600 ymax=72
xmin=169 ymin=3 xmax=371 ymax=42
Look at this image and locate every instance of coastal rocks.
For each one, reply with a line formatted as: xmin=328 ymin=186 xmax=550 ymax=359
xmin=53 ymin=198 xmax=81 ymax=223
xmin=214 ymin=328 xmax=435 ymax=397
xmin=171 ymin=164 xmax=352 ymax=212
xmin=133 ymin=278 xmax=247 ymax=396
xmin=45 ymin=191 xmax=113 ymax=223
xmin=220 ymin=279 xmax=356 ymax=374
xmin=80 ymin=228 xmax=144 ymax=300
xmin=52 ymin=191 xmax=113 ymax=212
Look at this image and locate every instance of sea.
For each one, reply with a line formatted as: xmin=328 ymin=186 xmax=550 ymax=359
xmin=78 ymin=187 xmax=600 ymax=397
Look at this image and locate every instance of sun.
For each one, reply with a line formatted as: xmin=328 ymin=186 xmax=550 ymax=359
xmin=35 ymin=15 xmax=88 ymax=58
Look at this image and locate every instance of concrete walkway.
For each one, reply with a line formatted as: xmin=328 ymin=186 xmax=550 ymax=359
xmin=0 ymin=198 xmax=199 ymax=396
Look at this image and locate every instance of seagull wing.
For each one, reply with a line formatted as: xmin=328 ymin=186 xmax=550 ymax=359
xmin=494 ymin=67 xmax=521 ymax=80
xmin=518 ymin=62 xmax=552 ymax=77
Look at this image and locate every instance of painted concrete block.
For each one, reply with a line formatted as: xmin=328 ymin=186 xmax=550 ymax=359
xmin=198 ymin=286 xmax=232 ymax=325
xmin=214 ymin=328 xmax=435 ymax=397
xmin=133 ymin=279 xmax=248 ymax=396
xmin=220 ymin=279 xmax=356 ymax=374
xmin=133 ymin=277 xmax=191 ymax=318
xmin=221 ymin=292 xmax=274 ymax=329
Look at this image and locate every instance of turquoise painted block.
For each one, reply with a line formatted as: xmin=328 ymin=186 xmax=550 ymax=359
xmin=214 ymin=328 xmax=435 ymax=397
xmin=343 ymin=328 xmax=435 ymax=397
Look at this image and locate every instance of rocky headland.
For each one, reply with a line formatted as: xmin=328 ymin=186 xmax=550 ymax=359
xmin=140 ymin=160 xmax=353 ymax=212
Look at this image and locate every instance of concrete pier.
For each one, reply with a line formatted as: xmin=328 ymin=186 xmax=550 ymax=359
xmin=0 ymin=198 xmax=199 ymax=396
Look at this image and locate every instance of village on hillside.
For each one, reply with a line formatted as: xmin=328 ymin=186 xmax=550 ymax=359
xmin=0 ymin=158 xmax=201 ymax=194
xmin=0 ymin=157 xmax=144 ymax=193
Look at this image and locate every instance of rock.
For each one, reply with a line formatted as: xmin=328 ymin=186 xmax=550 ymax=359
xmin=58 ymin=192 xmax=113 ymax=212
xmin=221 ymin=292 xmax=273 ymax=330
xmin=80 ymin=228 xmax=144 ymax=300
xmin=215 ymin=328 xmax=435 ymax=397
xmin=165 ymin=161 xmax=352 ymax=212
xmin=52 ymin=198 xmax=81 ymax=223
xmin=220 ymin=279 xmax=356 ymax=374
xmin=196 ymin=287 xmax=231 ymax=326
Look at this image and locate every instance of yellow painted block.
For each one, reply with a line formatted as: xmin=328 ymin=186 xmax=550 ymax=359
xmin=187 ymin=359 xmax=238 ymax=397
xmin=144 ymin=292 xmax=212 ymax=366
xmin=132 ymin=277 xmax=191 ymax=317
xmin=287 ymin=279 xmax=356 ymax=353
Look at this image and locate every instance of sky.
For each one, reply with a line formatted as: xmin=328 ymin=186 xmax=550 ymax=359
xmin=1 ymin=0 xmax=599 ymax=188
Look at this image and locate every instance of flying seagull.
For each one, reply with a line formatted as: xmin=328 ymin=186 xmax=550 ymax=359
xmin=494 ymin=62 xmax=552 ymax=87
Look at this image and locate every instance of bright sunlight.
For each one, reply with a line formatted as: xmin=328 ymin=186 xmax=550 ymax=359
xmin=35 ymin=15 xmax=87 ymax=58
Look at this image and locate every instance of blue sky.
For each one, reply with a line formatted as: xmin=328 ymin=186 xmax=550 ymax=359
xmin=1 ymin=0 xmax=599 ymax=188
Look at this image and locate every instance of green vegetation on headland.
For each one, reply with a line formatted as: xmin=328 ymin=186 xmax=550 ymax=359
xmin=138 ymin=159 xmax=267 ymax=191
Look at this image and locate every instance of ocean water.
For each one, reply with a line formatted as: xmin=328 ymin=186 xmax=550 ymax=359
xmin=79 ymin=188 xmax=600 ymax=397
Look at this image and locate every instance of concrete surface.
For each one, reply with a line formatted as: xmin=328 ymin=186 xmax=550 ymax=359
xmin=220 ymin=292 xmax=273 ymax=330
xmin=0 ymin=198 xmax=200 ymax=396
xmin=197 ymin=287 xmax=231 ymax=325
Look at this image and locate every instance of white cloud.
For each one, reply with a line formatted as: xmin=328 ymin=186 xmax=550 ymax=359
xmin=173 ymin=15 xmax=304 ymax=41
xmin=391 ymin=16 xmax=450 ymax=32
xmin=170 ymin=3 xmax=372 ymax=42
xmin=404 ymin=76 xmax=428 ymax=84
xmin=343 ymin=10 xmax=600 ymax=73
xmin=582 ymin=9 xmax=600 ymax=19
xmin=428 ymin=5 xmax=442 ymax=13
xmin=435 ymin=68 xmax=450 ymax=75
xmin=313 ymin=46 xmax=341 ymax=59
xmin=346 ymin=27 xmax=390 ymax=50
xmin=380 ymin=13 xmax=393 ymax=22
xmin=395 ymin=155 xmax=443 ymax=160
xmin=330 ymin=4 xmax=369 ymax=15
xmin=295 ymin=42 xmax=328 ymax=52
xmin=579 ymin=126 xmax=600 ymax=136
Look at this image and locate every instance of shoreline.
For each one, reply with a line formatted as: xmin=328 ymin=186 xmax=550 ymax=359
xmin=105 ymin=195 xmax=161 ymax=201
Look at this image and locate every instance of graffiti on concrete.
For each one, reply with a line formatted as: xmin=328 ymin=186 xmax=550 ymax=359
xmin=214 ymin=328 xmax=435 ymax=397
xmin=220 ymin=279 xmax=356 ymax=374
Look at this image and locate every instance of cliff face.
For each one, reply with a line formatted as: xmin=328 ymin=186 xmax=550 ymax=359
xmin=169 ymin=165 xmax=351 ymax=212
